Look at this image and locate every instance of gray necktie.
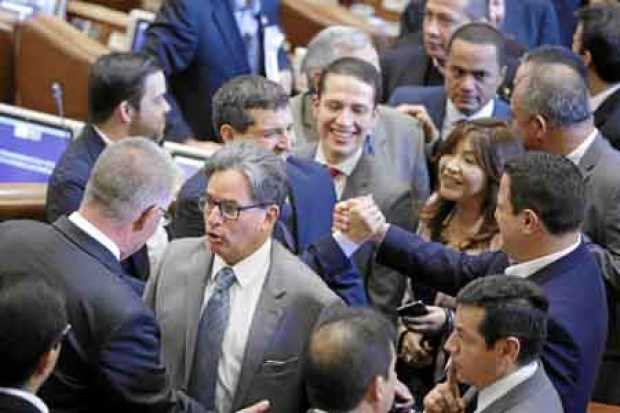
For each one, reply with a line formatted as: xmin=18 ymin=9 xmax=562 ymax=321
xmin=187 ymin=266 xmax=236 ymax=410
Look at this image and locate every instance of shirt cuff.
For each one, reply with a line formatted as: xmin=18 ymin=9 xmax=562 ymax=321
xmin=333 ymin=231 xmax=362 ymax=258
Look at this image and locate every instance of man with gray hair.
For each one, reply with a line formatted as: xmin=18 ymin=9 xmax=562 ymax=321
xmin=511 ymin=49 xmax=620 ymax=405
xmin=146 ymin=141 xmax=342 ymax=413
xmin=0 ymin=138 xmax=269 ymax=412
xmin=291 ymin=26 xmax=430 ymax=203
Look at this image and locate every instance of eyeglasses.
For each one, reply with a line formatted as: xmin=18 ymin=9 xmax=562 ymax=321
xmin=198 ymin=195 xmax=272 ymax=221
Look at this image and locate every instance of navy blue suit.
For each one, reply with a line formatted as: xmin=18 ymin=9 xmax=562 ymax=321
xmin=173 ymin=156 xmax=367 ymax=306
xmin=376 ymin=225 xmax=608 ymax=413
xmin=388 ymin=86 xmax=512 ymax=132
xmin=502 ymin=0 xmax=561 ymax=49
xmin=143 ymin=0 xmax=288 ymax=141
xmin=0 ymin=218 xmax=205 ymax=413
xmin=45 ymin=125 xmax=150 ymax=282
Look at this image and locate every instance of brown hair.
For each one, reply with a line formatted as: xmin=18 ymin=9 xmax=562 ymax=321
xmin=424 ymin=118 xmax=525 ymax=246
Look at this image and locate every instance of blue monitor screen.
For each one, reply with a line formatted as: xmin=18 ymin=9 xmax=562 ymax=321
xmin=132 ymin=19 xmax=151 ymax=52
xmin=0 ymin=113 xmax=72 ymax=183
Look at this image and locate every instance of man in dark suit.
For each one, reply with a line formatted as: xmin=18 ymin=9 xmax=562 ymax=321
xmin=399 ymin=0 xmax=561 ymax=49
xmin=143 ymin=0 xmax=289 ymax=142
xmin=296 ymin=57 xmax=416 ymax=320
xmin=0 ymin=138 xmax=268 ymax=413
xmin=173 ymin=75 xmax=366 ymax=305
xmin=512 ymin=50 xmax=620 ymax=405
xmin=423 ymin=276 xmax=563 ymax=413
xmin=390 ymin=23 xmax=512 ymax=146
xmin=146 ymin=142 xmax=342 ymax=413
xmin=573 ymin=4 xmax=620 ymax=150
xmin=46 ymin=52 xmax=170 ymax=282
xmin=0 ymin=273 xmax=68 ymax=413
xmin=336 ymin=152 xmax=608 ymax=413
xmin=305 ymin=307 xmax=398 ymax=413
xmin=381 ymin=0 xmax=521 ymax=103
xmin=292 ymin=26 xmax=430 ymax=203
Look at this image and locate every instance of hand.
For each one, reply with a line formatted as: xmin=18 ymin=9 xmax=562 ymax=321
xmin=390 ymin=379 xmax=414 ymax=413
xmin=237 ymin=400 xmax=270 ymax=413
xmin=423 ymin=362 xmax=465 ymax=413
xmin=402 ymin=305 xmax=447 ymax=334
xmin=396 ymin=104 xmax=439 ymax=144
xmin=333 ymin=196 xmax=388 ymax=244
xmin=399 ymin=330 xmax=434 ymax=368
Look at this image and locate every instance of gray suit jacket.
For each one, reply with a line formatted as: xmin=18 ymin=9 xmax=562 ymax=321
xmin=144 ymin=238 xmax=341 ymax=413
xmin=479 ymin=363 xmax=563 ymax=413
xmin=295 ymin=144 xmax=415 ymax=320
xmin=290 ymin=92 xmax=430 ymax=204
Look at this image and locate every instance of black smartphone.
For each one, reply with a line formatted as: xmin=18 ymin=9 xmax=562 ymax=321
xmin=397 ymin=300 xmax=428 ymax=317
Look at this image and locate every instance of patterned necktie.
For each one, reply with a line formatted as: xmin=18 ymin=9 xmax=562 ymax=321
xmin=187 ymin=266 xmax=236 ymax=410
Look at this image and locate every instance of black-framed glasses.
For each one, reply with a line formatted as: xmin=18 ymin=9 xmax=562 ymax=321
xmin=198 ymin=195 xmax=272 ymax=220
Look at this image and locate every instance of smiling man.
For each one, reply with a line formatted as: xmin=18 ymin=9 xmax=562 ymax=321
xmin=297 ymin=57 xmax=416 ymax=319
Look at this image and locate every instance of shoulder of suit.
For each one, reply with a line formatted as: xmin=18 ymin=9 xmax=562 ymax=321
xmin=167 ymin=236 xmax=205 ymax=255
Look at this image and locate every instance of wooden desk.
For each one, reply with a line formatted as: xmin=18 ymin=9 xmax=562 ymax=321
xmin=590 ymin=402 xmax=620 ymax=413
xmin=0 ymin=183 xmax=47 ymax=221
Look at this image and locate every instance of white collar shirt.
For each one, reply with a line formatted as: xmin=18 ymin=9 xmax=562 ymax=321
xmin=504 ymin=235 xmax=581 ymax=278
xmin=204 ymin=238 xmax=272 ymax=413
xmin=565 ymin=128 xmax=598 ymax=166
xmin=590 ymin=83 xmax=620 ymax=113
xmin=474 ymin=361 xmax=539 ymax=413
xmin=314 ymin=142 xmax=364 ymax=200
xmin=441 ymin=98 xmax=495 ymax=140
xmin=68 ymin=211 xmax=121 ymax=261
xmin=0 ymin=387 xmax=49 ymax=413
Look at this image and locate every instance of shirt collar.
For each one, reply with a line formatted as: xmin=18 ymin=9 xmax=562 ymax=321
xmin=475 ymin=361 xmax=539 ymax=413
xmin=231 ymin=0 xmax=260 ymax=13
xmin=0 ymin=387 xmax=49 ymax=413
xmin=212 ymin=238 xmax=272 ymax=289
xmin=504 ymin=235 xmax=581 ymax=278
xmin=314 ymin=141 xmax=364 ymax=177
xmin=565 ymin=128 xmax=598 ymax=166
xmin=445 ymin=98 xmax=495 ymax=124
xmin=68 ymin=211 xmax=121 ymax=261
xmin=92 ymin=125 xmax=113 ymax=146
xmin=590 ymin=83 xmax=620 ymax=113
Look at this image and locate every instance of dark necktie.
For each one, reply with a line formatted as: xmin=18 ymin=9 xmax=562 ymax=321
xmin=187 ymin=266 xmax=236 ymax=410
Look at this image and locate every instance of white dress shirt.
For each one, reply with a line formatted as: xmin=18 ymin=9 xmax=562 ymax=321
xmin=474 ymin=361 xmax=539 ymax=413
xmin=202 ymin=239 xmax=272 ymax=413
xmin=0 ymin=387 xmax=49 ymax=413
xmin=565 ymin=128 xmax=598 ymax=166
xmin=590 ymin=83 xmax=620 ymax=113
xmin=314 ymin=142 xmax=364 ymax=200
xmin=504 ymin=235 xmax=581 ymax=278
xmin=440 ymin=98 xmax=495 ymax=140
xmin=69 ymin=211 xmax=121 ymax=260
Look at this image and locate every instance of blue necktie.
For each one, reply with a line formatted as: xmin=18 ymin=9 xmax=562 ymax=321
xmin=187 ymin=266 xmax=236 ymax=410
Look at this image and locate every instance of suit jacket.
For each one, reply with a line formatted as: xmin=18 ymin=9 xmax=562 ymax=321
xmin=398 ymin=0 xmax=560 ymax=49
xmin=45 ymin=124 xmax=150 ymax=281
xmin=478 ymin=363 xmax=563 ymax=413
xmin=0 ymin=393 xmax=44 ymax=413
xmin=144 ymin=238 xmax=341 ymax=413
xmin=143 ymin=0 xmax=288 ymax=141
xmin=594 ymin=88 xmax=620 ymax=150
xmin=0 ymin=218 xmax=204 ymax=413
xmin=173 ymin=156 xmax=366 ymax=306
xmin=388 ymin=86 xmax=512 ymax=133
xmin=376 ymin=225 xmax=608 ymax=413
xmin=550 ymin=0 xmax=584 ymax=47
xmin=290 ymin=92 xmax=431 ymax=204
xmin=380 ymin=32 xmax=522 ymax=103
xmin=579 ymin=134 xmax=620 ymax=404
xmin=296 ymin=144 xmax=416 ymax=320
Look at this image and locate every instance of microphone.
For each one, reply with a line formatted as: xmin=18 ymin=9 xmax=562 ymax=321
xmin=51 ymin=81 xmax=65 ymax=126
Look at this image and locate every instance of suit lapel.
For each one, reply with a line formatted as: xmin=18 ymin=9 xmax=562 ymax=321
xmin=577 ymin=133 xmax=604 ymax=185
xmin=342 ymin=154 xmax=373 ymax=200
xmin=432 ymin=92 xmax=447 ymax=132
xmin=184 ymin=246 xmax=214 ymax=385
xmin=211 ymin=1 xmax=249 ymax=68
xmin=232 ymin=244 xmax=286 ymax=410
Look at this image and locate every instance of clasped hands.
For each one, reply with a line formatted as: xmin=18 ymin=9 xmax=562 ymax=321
xmin=333 ymin=195 xmax=389 ymax=244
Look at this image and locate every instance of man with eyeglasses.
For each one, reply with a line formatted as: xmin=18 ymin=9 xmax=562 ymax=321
xmin=0 ymin=272 xmax=69 ymax=413
xmin=0 ymin=138 xmax=269 ymax=413
xmin=145 ymin=141 xmax=343 ymax=413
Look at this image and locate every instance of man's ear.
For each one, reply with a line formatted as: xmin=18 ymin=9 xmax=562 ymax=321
xmin=582 ymin=49 xmax=593 ymax=68
xmin=117 ymin=101 xmax=134 ymax=125
xmin=521 ymin=208 xmax=542 ymax=235
xmin=219 ymin=124 xmax=236 ymax=143
xmin=496 ymin=336 xmax=521 ymax=367
xmin=132 ymin=206 xmax=156 ymax=232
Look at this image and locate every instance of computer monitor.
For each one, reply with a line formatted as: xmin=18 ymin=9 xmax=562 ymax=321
xmin=0 ymin=0 xmax=65 ymax=20
xmin=0 ymin=110 xmax=74 ymax=183
xmin=126 ymin=9 xmax=155 ymax=52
